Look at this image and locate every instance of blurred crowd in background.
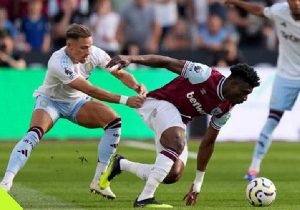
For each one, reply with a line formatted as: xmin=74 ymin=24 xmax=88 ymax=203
xmin=0 ymin=0 xmax=283 ymax=70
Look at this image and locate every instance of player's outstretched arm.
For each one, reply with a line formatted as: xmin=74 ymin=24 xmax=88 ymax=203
xmin=183 ymin=124 xmax=219 ymax=206
xmin=68 ymin=76 xmax=145 ymax=108
xmin=224 ymin=0 xmax=265 ymax=17
xmin=111 ymin=69 xmax=147 ymax=97
xmin=106 ymin=55 xmax=186 ymax=75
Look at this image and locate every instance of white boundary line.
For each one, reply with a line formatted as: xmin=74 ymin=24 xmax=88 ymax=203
xmin=123 ymin=140 xmax=197 ymax=159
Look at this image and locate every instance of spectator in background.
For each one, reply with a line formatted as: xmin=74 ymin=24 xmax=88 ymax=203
xmin=186 ymin=0 xmax=209 ymax=48
xmin=21 ymin=0 xmax=51 ymax=53
xmin=89 ymin=0 xmax=120 ymax=57
xmin=187 ymin=0 xmax=209 ymax=30
xmin=117 ymin=0 xmax=161 ymax=54
xmin=162 ymin=18 xmax=192 ymax=51
xmin=0 ymin=7 xmax=19 ymax=40
xmin=121 ymin=42 xmax=141 ymax=70
xmin=226 ymin=0 xmax=266 ymax=47
xmin=110 ymin=0 xmax=133 ymax=14
xmin=0 ymin=29 xmax=26 ymax=69
xmin=209 ymin=0 xmax=227 ymax=21
xmin=0 ymin=0 xmax=16 ymax=20
xmin=262 ymin=19 xmax=277 ymax=50
xmin=48 ymin=0 xmax=90 ymax=17
xmin=198 ymin=14 xmax=229 ymax=52
xmin=14 ymin=0 xmax=48 ymax=19
xmin=177 ymin=0 xmax=187 ymax=18
xmin=150 ymin=0 xmax=178 ymax=41
xmin=52 ymin=0 xmax=87 ymax=50
xmin=212 ymin=39 xmax=246 ymax=67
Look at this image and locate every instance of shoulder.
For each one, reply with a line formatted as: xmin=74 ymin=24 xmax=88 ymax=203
xmin=184 ymin=62 xmax=212 ymax=74
xmin=210 ymin=67 xmax=223 ymax=76
xmin=181 ymin=61 xmax=212 ymax=84
xmin=271 ymin=2 xmax=289 ymax=11
xmin=48 ymin=48 xmax=73 ymax=71
xmin=89 ymin=46 xmax=106 ymax=60
xmin=265 ymin=2 xmax=289 ymax=16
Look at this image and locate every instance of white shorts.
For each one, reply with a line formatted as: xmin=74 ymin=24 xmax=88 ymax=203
xmin=136 ymin=98 xmax=188 ymax=165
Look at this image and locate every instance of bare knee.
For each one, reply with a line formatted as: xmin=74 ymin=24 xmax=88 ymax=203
xmin=163 ymin=159 xmax=184 ymax=184
xmin=161 ymin=127 xmax=185 ymax=154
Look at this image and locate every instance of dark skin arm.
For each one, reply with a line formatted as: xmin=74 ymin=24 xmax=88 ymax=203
xmin=224 ymin=0 xmax=265 ymax=17
xmin=183 ymin=123 xmax=220 ymax=206
xmin=106 ymin=54 xmax=186 ymax=75
xmin=110 ymin=69 xmax=147 ymax=97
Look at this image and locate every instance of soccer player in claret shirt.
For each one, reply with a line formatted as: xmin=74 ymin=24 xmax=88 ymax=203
xmin=224 ymin=0 xmax=300 ymax=181
xmin=99 ymin=54 xmax=260 ymax=207
xmin=0 ymin=24 xmax=147 ymax=199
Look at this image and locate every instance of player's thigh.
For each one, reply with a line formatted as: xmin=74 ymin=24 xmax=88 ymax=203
xmin=138 ymin=99 xmax=188 ymax=162
xmin=29 ymin=109 xmax=54 ymax=134
xmin=31 ymin=96 xmax=60 ymax=133
xmin=270 ymin=75 xmax=300 ymax=111
xmin=76 ymin=100 xmax=119 ymax=128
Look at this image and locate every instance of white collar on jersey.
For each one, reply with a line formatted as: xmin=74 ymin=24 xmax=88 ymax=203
xmin=217 ymin=77 xmax=226 ymax=101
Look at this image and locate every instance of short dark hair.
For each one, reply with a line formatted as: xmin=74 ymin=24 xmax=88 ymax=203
xmin=228 ymin=63 xmax=260 ymax=88
xmin=66 ymin=24 xmax=92 ymax=40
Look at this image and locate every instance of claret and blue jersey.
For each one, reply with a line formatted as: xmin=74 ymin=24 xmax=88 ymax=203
xmin=147 ymin=61 xmax=232 ymax=130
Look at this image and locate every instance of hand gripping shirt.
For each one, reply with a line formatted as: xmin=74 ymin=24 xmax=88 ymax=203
xmin=264 ymin=2 xmax=300 ymax=80
xmin=147 ymin=61 xmax=233 ymax=130
xmin=33 ymin=46 xmax=115 ymax=101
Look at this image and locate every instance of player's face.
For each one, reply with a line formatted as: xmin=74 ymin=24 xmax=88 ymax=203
xmin=67 ymin=37 xmax=92 ymax=63
xmin=227 ymin=81 xmax=253 ymax=105
xmin=288 ymin=0 xmax=300 ymax=20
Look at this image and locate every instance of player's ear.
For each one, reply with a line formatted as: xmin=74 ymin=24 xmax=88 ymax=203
xmin=66 ymin=39 xmax=72 ymax=48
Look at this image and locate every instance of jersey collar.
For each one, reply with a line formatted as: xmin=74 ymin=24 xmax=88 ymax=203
xmin=217 ymin=77 xmax=226 ymax=101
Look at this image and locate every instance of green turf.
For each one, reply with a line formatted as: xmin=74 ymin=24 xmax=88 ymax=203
xmin=0 ymin=140 xmax=300 ymax=209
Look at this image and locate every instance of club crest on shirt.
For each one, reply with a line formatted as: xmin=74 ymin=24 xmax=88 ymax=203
xmin=211 ymin=107 xmax=222 ymax=115
xmin=85 ymin=62 xmax=94 ymax=73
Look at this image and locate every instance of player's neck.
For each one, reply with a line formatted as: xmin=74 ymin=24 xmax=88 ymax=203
xmin=65 ymin=47 xmax=79 ymax=64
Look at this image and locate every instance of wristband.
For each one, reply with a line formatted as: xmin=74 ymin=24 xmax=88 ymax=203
xmin=193 ymin=170 xmax=205 ymax=193
xmin=119 ymin=95 xmax=129 ymax=105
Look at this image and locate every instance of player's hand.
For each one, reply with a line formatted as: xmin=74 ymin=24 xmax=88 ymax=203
xmin=134 ymin=84 xmax=147 ymax=97
xmin=126 ymin=95 xmax=146 ymax=108
xmin=183 ymin=183 xmax=199 ymax=206
xmin=106 ymin=55 xmax=131 ymax=70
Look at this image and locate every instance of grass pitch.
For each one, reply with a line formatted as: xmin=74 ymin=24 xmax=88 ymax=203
xmin=0 ymin=140 xmax=300 ymax=209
